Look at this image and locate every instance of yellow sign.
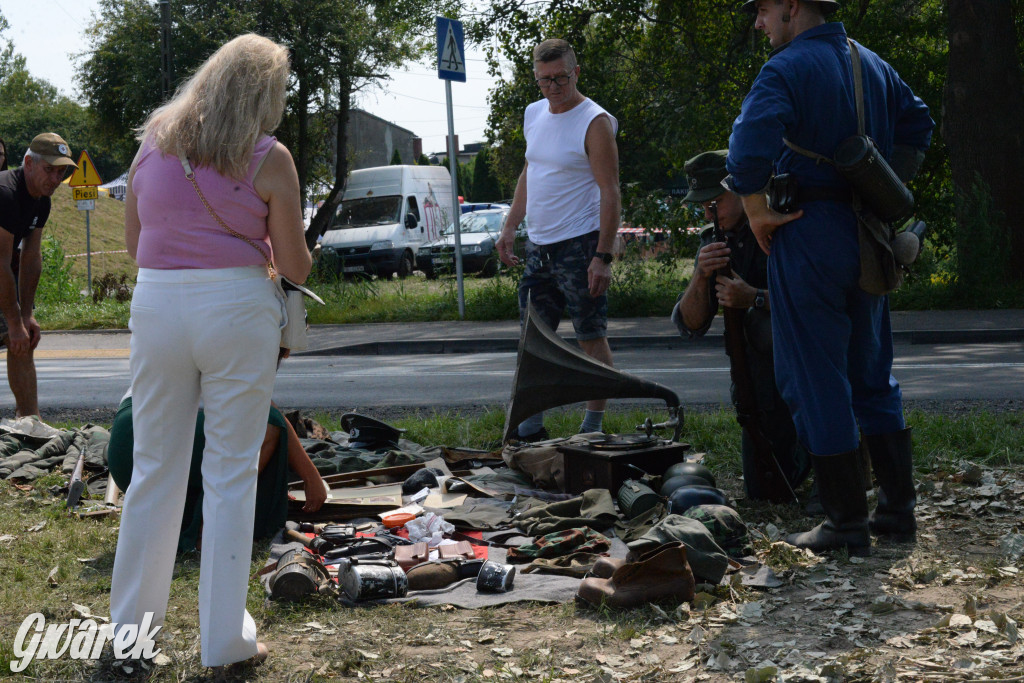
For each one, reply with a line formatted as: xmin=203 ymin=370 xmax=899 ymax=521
xmin=73 ymin=187 xmax=98 ymax=201
xmin=67 ymin=151 xmax=103 ymax=187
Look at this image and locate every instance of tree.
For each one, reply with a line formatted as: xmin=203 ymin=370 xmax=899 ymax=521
xmin=390 ymin=148 xmax=404 ymax=165
xmin=472 ymin=0 xmax=954 ymax=257
xmin=456 ymin=159 xmax=472 ymax=200
xmin=79 ymin=0 xmax=459 ymax=250
xmin=942 ymin=0 xmax=1024 ymax=284
xmin=0 ymin=11 xmax=114 ymax=177
xmin=470 ymin=145 xmax=503 ymax=200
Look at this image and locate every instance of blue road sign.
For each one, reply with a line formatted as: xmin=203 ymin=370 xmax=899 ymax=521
xmin=436 ymin=17 xmax=467 ymax=82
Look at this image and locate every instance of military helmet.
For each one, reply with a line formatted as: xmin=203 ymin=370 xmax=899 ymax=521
xmin=660 ymin=474 xmax=713 ymax=498
xmin=663 ymin=461 xmax=716 ymax=488
xmin=667 ymin=485 xmax=730 ymax=515
xmin=741 ymin=0 xmax=840 ymax=16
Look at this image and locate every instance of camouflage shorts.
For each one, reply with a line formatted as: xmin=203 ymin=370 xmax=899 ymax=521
xmin=518 ymin=230 xmax=607 ymax=341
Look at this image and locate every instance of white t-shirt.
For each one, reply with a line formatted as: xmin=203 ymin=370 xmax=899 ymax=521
xmin=524 ymin=97 xmax=618 ymax=245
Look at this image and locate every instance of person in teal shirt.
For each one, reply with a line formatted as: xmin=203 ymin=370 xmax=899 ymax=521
xmin=107 ymin=395 xmax=328 ymax=554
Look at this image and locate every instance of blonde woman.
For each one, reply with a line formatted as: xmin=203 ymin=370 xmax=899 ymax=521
xmin=110 ymin=34 xmax=310 ymax=671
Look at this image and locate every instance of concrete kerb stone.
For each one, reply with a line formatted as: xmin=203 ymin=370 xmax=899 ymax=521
xmin=293 ymin=328 xmax=1024 ymax=356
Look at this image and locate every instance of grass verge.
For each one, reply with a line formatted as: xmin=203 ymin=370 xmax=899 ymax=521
xmin=0 ymin=406 xmax=1022 ymax=680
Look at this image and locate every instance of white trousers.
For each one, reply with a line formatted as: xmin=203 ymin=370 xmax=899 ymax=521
xmin=110 ymin=266 xmax=283 ymax=667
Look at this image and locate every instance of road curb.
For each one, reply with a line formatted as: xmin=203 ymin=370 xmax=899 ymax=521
xmin=294 ymin=328 xmax=1024 ymax=356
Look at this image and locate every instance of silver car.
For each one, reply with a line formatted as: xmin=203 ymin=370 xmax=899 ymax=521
xmin=416 ymin=208 xmax=527 ymax=278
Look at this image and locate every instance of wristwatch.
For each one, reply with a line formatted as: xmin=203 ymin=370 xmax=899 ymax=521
xmin=754 ymin=289 xmax=766 ymax=309
xmin=594 ymin=251 xmax=614 ymax=264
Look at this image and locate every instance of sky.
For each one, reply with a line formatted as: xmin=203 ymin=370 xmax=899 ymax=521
xmin=0 ymin=0 xmax=502 ymax=156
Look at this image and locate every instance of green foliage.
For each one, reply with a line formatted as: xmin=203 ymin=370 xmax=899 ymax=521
xmin=390 ymin=148 xmax=403 ymax=165
xmin=469 ymin=0 xmax=971 ymax=287
xmin=306 ymin=254 xmax=688 ymax=323
xmin=455 ymin=159 xmax=472 ymax=200
xmin=35 ymin=235 xmax=83 ymax=306
xmin=606 ymin=255 xmax=687 ymax=317
xmin=907 ymin=409 xmax=1024 ymax=469
xmin=0 ymin=13 xmax=119 ymax=178
xmin=953 ymin=175 xmax=1010 ymax=289
xmin=470 ymin=146 xmax=504 ymax=201
xmin=79 ymin=0 xmax=458 ymax=214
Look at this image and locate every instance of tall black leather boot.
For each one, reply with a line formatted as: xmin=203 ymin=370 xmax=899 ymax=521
xmin=864 ymin=428 xmax=916 ymax=541
xmin=786 ymin=450 xmax=871 ymax=557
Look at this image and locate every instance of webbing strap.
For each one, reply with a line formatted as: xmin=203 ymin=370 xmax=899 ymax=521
xmin=783 ymin=138 xmax=833 ymax=166
xmin=848 ymin=39 xmax=865 ymax=136
xmin=782 ymin=38 xmax=866 ymax=164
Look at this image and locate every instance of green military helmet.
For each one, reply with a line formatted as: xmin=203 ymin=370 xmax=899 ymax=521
xmin=741 ymin=0 xmax=840 ymax=15
xmin=682 ymin=149 xmax=728 ymax=203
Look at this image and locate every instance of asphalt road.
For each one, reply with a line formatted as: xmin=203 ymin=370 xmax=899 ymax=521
xmin=10 ymin=341 xmax=1024 ymax=414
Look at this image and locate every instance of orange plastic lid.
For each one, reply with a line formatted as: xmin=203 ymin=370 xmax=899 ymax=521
xmin=381 ymin=512 xmax=416 ymax=528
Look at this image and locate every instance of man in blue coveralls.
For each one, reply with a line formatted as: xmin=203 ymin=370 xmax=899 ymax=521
xmin=726 ymin=0 xmax=934 ymax=555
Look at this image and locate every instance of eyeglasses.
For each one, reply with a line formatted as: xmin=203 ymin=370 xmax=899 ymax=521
xmin=535 ymin=73 xmax=572 ymax=88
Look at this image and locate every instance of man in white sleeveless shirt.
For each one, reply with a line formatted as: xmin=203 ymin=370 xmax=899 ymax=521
xmin=497 ymin=39 xmax=621 ymax=441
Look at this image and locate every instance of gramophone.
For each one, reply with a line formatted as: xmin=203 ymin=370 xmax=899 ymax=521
xmin=505 ymin=303 xmax=690 ymax=493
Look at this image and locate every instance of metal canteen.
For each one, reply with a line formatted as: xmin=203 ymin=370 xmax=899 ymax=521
xmin=337 ymin=557 xmax=408 ymax=601
xmin=617 ymin=479 xmax=661 ymax=519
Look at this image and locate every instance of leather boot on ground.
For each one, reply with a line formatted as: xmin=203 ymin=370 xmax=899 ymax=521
xmin=589 ymin=543 xmax=668 ymax=579
xmin=577 ymin=542 xmax=695 ymax=609
xmin=864 ymin=427 xmax=917 ymax=541
xmin=786 ymin=450 xmax=871 ymax=557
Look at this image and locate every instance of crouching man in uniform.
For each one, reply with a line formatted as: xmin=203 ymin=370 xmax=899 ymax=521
xmin=672 ymin=149 xmax=810 ymax=502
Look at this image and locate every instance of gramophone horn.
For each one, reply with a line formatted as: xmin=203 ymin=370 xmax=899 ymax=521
xmin=503 ymin=302 xmax=681 ymax=442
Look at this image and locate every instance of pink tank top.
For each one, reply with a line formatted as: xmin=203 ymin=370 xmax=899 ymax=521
xmin=133 ymin=135 xmax=277 ymax=269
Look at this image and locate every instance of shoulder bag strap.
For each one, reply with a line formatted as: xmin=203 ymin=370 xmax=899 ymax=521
xmin=177 ymin=151 xmax=276 ymax=281
xmin=782 ymin=38 xmax=867 ymax=166
xmin=848 ymin=38 xmax=866 ymax=137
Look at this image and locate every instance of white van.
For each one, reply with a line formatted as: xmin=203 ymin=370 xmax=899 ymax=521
xmin=319 ymin=165 xmax=453 ymax=278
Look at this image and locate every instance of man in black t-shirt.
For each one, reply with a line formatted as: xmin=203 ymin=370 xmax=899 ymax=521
xmin=0 ymin=133 xmax=77 ymax=417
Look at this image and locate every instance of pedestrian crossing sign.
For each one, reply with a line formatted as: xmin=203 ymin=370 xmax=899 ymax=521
xmin=436 ymin=17 xmax=466 ymax=82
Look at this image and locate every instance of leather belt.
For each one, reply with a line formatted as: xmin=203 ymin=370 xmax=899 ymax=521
xmin=797 ymin=185 xmax=853 ymax=204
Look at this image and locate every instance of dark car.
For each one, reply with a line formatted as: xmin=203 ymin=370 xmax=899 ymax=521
xmin=416 ymin=208 xmax=527 ymax=278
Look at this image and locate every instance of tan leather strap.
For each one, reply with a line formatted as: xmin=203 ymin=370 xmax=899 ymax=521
xmin=178 ymin=152 xmax=276 ymax=280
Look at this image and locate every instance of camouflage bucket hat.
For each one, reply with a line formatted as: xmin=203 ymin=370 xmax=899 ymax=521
xmin=683 ymin=504 xmax=752 ymax=557
xmin=682 ymin=149 xmax=728 ymax=203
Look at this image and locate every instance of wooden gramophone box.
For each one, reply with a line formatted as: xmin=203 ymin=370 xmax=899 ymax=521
xmin=558 ymin=436 xmax=690 ymax=494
